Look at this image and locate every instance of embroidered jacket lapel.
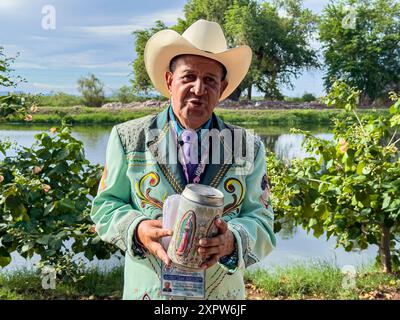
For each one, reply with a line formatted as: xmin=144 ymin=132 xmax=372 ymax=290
xmin=147 ymin=108 xmax=234 ymax=193
xmin=199 ymin=113 xmax=233 ymax=188
xmin=147 ymin=108 xmax=186 ymax=194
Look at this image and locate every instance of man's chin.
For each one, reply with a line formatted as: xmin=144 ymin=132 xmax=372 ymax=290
xmin=184 ymin=107 xmax=206 ymax=118
xmin=183 ymin=115 xmax=208 ymax=129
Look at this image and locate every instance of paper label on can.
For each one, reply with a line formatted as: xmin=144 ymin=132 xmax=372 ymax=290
xmin=161 ymin=263 xmax=205 ymax=298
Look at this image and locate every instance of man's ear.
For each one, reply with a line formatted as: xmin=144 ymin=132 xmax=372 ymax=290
xmin=165 ymin=71 xmax=173 ymax=93
xmin=219 ymin=80 xmax=228 ymax=98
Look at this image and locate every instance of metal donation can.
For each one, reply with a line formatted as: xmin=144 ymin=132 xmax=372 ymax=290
xmin=167 ymin=184 xmax=224 ymax=269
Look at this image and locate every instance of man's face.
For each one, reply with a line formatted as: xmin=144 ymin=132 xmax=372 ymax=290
xmin=165 ymin=55 xmax=228 ymax=129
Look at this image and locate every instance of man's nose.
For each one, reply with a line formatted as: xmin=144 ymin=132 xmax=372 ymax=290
xmin=191 ymin=78 xmax=206 ymax=96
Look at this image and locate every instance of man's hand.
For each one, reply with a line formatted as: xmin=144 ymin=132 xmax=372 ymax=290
xmin=197 ymin=218 xmax=235 ymax=269
xmin=136 ymin=220 xmax=173 ymax=266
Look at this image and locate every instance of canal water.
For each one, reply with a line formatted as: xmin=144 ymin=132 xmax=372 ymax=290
xmin=0 ymin=122 xmax=377 ymax=272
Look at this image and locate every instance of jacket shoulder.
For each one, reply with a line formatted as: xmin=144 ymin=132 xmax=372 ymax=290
xmin=224 ymin=121 xmax=263 ymax=156
xmin=114 ymin=114 xmax=157 ymax=153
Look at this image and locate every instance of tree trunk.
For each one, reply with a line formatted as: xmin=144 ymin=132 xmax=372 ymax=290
xmin=227 ymin=87 xmax=242 ymax=101
xmin=379 ymin=223 xmax=392 ymax=273
xmin=247 ymin=85 xmax=252 ymax=101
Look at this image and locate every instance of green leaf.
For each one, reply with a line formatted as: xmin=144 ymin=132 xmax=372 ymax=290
xmin=59 ymin=198 xmax=76 ymax=211
xmin=0 ymin=247 xmax=11 ymax=267
xmin=44 ymin=203 xmax=55 ymax=216
xmin=35 ymin=235 xmax=51 ymax=245
xmin=382 ymin=195 xmax=391 ymax=210
xmin=54 ymin=149 xmax=70 ymax=161
xmin=362 ymin=165 xmax=371 ymax=175
xmin=21 ymin=242 xmax=34 ymax=253
xmin=41 ymin=135 xmax=52 ymax=148
xmin=356 ymin=162 xmax=365 ymax=175
xmin=48 ymin=162 xmax=68 ymax=176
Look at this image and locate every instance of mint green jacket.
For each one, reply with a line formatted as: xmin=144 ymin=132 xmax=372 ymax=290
xmin=90 ymin=107 xmax=276 ymax=300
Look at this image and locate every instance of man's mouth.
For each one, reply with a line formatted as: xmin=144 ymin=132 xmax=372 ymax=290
xmin=187 ymin=99 xmax=203 ymax=106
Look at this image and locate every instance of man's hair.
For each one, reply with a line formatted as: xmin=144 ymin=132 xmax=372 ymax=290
xmin=169 ymin=54 xmax=227 ymax=81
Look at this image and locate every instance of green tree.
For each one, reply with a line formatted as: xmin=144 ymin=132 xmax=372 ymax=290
xmin=131 ymin=0 xmax=319 ymax=100
xmin=0 ymin=46 xmax=21 ymax=88
xmin=319 ymin=0 xmax=400 ymax=105
xmin=269 ymin=81 xmax=400 ymax=273
xmin=131 ymin=20 xmax=167 ymax=94
xmin=173 ymin=0 xmax=248 ymax=33
xmin=0 ymin=49 xmax=116 ymax=282
xmin=33 ymin=92 xmax=81 ymax=108
xmin=172 ymin=0 xmax=247 ymax=100
xmin=114 ymin=85 xmax=135 ymax=103
xmin=77 ymin=74 xmax=105 ymax=108
xmin=223 ymin=0 xmax=260 ymax=100
xmin=0 ymin=124 xmax=116 ymax=280
xmin=301 ymin=92 xmax=316 ymax=102
xmin=225 ymin=0 xmax=319 ymax=100
xmin=0 ymin=47 xmax=28 ymax=120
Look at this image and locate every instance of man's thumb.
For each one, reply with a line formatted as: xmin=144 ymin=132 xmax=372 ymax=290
xmin=215 ymin=218 xmax=227 ymax=233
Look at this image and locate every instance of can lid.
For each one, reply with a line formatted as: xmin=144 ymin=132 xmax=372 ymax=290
xmin=182 ymin=184 xmax=224 ymax=207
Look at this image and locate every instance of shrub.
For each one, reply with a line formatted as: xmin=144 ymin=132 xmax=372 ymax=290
xmin=77 ymin=74 xmax=105 ymax=108
xmin=0 ymin=123 xmax=118 ymax=281
xmin=269 ymin=81 xmax=400 ymax=273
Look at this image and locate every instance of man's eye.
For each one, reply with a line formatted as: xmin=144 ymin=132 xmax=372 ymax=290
xmin=206 ymin=77 xmax=217 ymax=84
xmin=183 ymin=75 xmax=195 ymax=81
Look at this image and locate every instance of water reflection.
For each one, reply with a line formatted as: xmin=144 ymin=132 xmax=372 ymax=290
xmin=0 ymin=122 xmax=377 ymax=269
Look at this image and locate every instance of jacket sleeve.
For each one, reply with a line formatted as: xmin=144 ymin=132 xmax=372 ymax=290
xmin=90 ymin=126 xmax=148 ymax=259
xmin=219 ymin=140 xmax=276 ymax=274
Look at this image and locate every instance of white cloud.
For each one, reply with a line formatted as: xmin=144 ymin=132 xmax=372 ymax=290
xmin=68 ymin=7 xmax=184 ymax=37
xmin=302 ymin=0 xmax=327 ymax=13
xmin=98 ymin=72 xmax=130 ymax=77
xmin=0 ymin=0 xmax=34 ymax=15
xmin=28 ymin=36 xmax=50 ymax=41
xmin=14 ymin=62 xmax=47 ymax=70
xmin=4 ymin=45 xmax=131 ymax=72
xmin=77 ymin=61 xmax=130 ymax=70
xmin=1 ymin=44 xmax=23 ymax=56
xmin=0 ymin=0 xmax=23 ymax=10
xmin=32 ymin=82 xmax=75 ymax=91
xmin=33 ymin=50 xmax=130 ymax=70
xmin=133 ymin=8 xmax=184 ymax=26
xmin=76 ymin=24 xmax=141 ymax=37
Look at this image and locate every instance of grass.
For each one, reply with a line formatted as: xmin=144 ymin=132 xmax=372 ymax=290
xmin=245 ymin=260 xmax=400 ymax=300
xmin=1 ymin=106 xmax=389 ymax=127
xmin=0 ymin=266 xmax=123 ymax=300
xmin=1 ymin=261 xmax=399 ymax=300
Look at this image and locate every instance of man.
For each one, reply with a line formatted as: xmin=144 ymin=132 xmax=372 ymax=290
xmin=162 ymin=282 xmax=173 ymax=293
xmin=90 ymin=19 xmax=276 ymax=300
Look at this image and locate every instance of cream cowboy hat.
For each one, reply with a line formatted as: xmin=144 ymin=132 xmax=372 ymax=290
xmin=144 ymin=19 xmax=252 ymax=101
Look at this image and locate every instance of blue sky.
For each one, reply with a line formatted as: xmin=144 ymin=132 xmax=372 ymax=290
xmin=1 ymin=0 xmax=327 ymax=97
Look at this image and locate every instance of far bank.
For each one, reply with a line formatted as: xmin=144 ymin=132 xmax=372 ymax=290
xmin=1 ymin=106 xmax=389 ymax=127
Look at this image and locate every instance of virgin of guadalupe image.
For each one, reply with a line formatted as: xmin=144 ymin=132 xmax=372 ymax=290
xmin=176 ymin=210 xmax=196 ymax=257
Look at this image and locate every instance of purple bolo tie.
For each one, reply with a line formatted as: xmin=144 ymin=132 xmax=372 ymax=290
xmin=181 ymin=129 xmax=199 ymax=183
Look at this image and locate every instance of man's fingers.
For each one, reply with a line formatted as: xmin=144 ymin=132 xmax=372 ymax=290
xmin=149 ymin=242 xmax=171 ymax=266
xmin=198 ymin=235 xmax=223 ymax=247
xmin=198 ymin=245 xmax=221 ymax=257
xmin=153 ymin=228 xmax=173 ymax=239
xmin=151 ymin=219 xmax=163 ymax=228
xmin=201 ymin=254 xmax=219 ymax=269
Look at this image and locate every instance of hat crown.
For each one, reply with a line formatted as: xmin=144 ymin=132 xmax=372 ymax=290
xmin=182 ymin=19 xmax=227 ymax=54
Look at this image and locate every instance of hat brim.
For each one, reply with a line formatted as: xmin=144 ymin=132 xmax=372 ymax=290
xmin=144 ymin=29 xmax=252 ymax=101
